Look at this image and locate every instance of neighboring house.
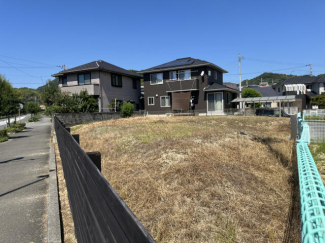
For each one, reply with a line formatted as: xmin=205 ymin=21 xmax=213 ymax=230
xmin=52 ymin=60 xmax=142 ymax=112
xmin=138 ymin=57 xmax=239 ymax=115
xmin=243 ymin=85 xmax=278 ymax=107
xmin=272 ymin=75 xmax=325 ymax=107
xmin=223 ymin=82 xmax=238 ymax=90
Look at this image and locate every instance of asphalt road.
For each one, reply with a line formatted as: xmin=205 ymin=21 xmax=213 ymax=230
xmin=0 ymin=114 xmax=31 ymax=131
xmin=0 ymin=116 xmax=51 ymax=243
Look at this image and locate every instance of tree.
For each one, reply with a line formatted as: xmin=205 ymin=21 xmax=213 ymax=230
xmin=0 ymin=74 xmax=21 ymax=126
xmin=27 ymin=101 xmax=41 ymax=117
xmin=120 ymin=102 xmax=134 ymax=118
xmin=41 ymin=79 xmax=60 ymax=107
xmin=242 ymin=88 xmax=262 ymax=98
xmin=78 ymin=90 xmax=98 ymax=112
xmin=311 ymin=93 xmax=325 ymax=106
xmin=242 ymin=88 xmax=262 ymax=108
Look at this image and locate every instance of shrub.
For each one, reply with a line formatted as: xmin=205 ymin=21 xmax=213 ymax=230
xmin=28 ymin=115 xmax=40 ymax=122
xmin=9 ymin=122 xmax=26 ymax=131
xmin=0 ymin=129 xmax=8 ymax=138
xmin=0 ymin=136 xmax=8 ymax=142
xmin=120 ymin=102 xmax=134 ymax=118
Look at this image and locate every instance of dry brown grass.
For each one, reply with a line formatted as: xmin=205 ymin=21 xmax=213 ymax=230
xmin=72 ymin=116 xmax=296 ymax=243
xmin=54 ymin=138 xmax=77 ymax=243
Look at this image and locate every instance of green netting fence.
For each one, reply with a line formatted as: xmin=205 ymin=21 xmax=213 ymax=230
xmin=297 ymin=113 xmax=325 ymax=242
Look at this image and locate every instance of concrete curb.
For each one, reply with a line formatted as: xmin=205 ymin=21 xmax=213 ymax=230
xmin=47 ymin=140 xmax=62 ymax=243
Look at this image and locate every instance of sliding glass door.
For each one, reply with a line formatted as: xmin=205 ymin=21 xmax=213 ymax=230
xmin=207 ymin=93 xmax=223 ymax=113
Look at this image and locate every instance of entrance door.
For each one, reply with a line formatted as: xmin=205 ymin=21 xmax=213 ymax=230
xmin=207 ymin=92 xmax=223 ymax=114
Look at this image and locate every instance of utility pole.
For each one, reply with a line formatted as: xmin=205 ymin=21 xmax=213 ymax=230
xmin=238 ymin=53 xmax=242 ymax=109
xmin=306 ymin=64 xmax=312 ymax=76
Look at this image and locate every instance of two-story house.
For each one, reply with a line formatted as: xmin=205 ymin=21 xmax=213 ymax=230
xmin=138 ymin=57 xmax=239 ymax=115
xmin=52 ymin=60 xmax=142 ymax=112
xmin=272 ymin=75 xmax=325 ymax=108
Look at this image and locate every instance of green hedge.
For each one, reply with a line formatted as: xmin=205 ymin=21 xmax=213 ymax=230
xmin=5 ymin=122 xmax=26 ymax=133
xmin=28 ymin=114 xmax=40 ymax=122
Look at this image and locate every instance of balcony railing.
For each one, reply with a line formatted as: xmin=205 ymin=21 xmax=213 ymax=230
xmin=165 ymin=77 xmax=199 ymax=92
xmin=61 ymin=84 xmax=99 ymax=96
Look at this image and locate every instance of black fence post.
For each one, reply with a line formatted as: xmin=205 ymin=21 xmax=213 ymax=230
xmin=65 ymin=127 xmax=71 ymax=133
xmin=72 ymin=134 xmax=80 ymax=144
xmin=86 ymin=152 xmax=101 ymax=172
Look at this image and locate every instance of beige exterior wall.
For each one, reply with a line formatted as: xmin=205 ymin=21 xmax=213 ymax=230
xmin=58 ymin=71 xmax=100 ymax=88
xmin=57 ymin=70 xmax=140 ymax=112
xmin=60 ymin=84 xmax=99 ymax=95
xmin=100 ymin=71 xmax=141 ymax=112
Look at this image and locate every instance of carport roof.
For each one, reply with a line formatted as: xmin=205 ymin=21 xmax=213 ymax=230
xmin=231 ymin=95 xmax=300 ymax=103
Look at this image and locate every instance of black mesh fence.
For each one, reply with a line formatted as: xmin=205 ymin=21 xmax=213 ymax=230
xmin=54 ymin=116 xmax=155 ymax=243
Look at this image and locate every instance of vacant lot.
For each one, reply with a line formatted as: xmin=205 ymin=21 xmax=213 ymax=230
xmin=72 ymin=116 xmax=296 ymax=243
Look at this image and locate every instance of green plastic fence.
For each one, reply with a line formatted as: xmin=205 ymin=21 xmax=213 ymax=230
xmin=297 ymin=113 xmax=325 ymax=242
xmin=298 ymin=116 xmax=311 ymax=145
xmin=297 ymin=140 xmax=325 ymax=242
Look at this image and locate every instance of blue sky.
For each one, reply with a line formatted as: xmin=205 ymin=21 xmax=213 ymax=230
xmin=0 ymin=0 xmax=324 ymax=89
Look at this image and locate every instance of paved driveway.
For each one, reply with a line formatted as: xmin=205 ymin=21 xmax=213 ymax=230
xmin=0 ymin=116 xmax=51 ymax=243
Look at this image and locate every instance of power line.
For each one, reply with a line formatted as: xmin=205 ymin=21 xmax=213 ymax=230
xmin=0 ymin=66 xmax=60 ymax=69
xmin=226 ymin=65 xmax=307 ymax=76
xmin=12 ymin=83 xmax=43 ymax=84
xmin=0 ymin=54 xmax=59 ymax=67
xmin=243 ymin=56 xmax=306 ymax=66
xmin=3 ymin=75 xmax=52 ymax=77
xmin=0 ymin=58 xmax=37 ymax=78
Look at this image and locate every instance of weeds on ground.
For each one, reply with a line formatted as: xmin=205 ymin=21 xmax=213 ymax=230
xmin=310 ymin=140 xmax=325 ymax=182
xmin=72 ymin=116 xmax=295 ymax=243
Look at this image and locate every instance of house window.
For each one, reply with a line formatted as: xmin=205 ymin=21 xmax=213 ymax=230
xmin=169 ymin=71 xmax=176 ymax=80
xmin=132 ymin=79 xmax=138 ymax=89
xmin=226 ymin=93 xmax=232 ymax=104
xmin=78 ymin=73 xmax=91 ymax=85
xmin=306 ymin=85 xmax=312 ymax=90
xmin=179 ymin=70 xmax=191 ymax=80
xmin=62 ymin=76 xmax=67 ymax=86
xmin=278 ymin=88 xmax=280 ymax=93
xmin=148 ymin=97 xmax=154 ymax=105
xmin=160 ymin=96 xmax=170 ymax=107
xmin=150 ymin=73 xmax=163 ymax=85
xmin=112 ymin=73 xmax=122 ymax=87
xmin=214 ymin=71 xmax=218 ymax=80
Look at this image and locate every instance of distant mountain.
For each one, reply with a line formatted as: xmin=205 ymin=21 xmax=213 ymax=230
xmin=14 ymin=87 xmax=41 ymax=104
xmin=241 ymin=72 xmax=297 ymax=86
